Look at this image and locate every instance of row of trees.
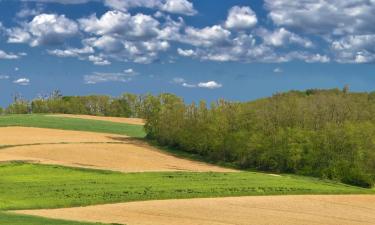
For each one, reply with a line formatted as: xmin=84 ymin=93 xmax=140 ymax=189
xmin=144 ymin=89 xmax=375 ymax=187
xmin=2 ymin=91 xmax=153 ymax=118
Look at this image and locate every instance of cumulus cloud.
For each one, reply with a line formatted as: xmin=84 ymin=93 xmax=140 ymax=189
xmin=0 ymin=50 xmax=24 ymax=59
xmin=172 ymin=78 xmax=222 ymax=89
xmin=198 ymin=81 xmax=222 ymax=89
xmin=257 ymin=28 xmax=313 ymax=48
xmin=104 ymin=0 xmax=196 ymax=16
xmin=7 ymin=13 xmax=78 ymax=46
xmin=182 ymin=25 xmax=231 ymax=47
xmin=177 ymin=48 xmax=196 ymax=57
xmin=264 ymin=0 xmax=375 ymax=36
xmin=84 ymin=69 xmax=137 ymax=84
xmin=79 ymin=11 xmax=160 ymax=39
xmin=13 ymin=78 xmax=30 ymax=85
xmin=47 ymin=46 xmax=94 ymax=57
xmin=76 ymin=10 xmax=172 ymax=63
xmin=88 ymin=55 xmax=111 ymax=65
xmin=225 ymin=6 xmax=257 ymax=30
xmin=161 ymin=0 xmax=197 ymax=16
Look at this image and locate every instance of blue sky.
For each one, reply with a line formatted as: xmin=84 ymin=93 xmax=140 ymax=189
xmin=1 ymin=0 xmax=375 ymax=106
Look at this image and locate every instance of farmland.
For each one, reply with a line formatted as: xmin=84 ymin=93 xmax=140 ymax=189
xmin=0 ymin=114 xmax=374 ymax=225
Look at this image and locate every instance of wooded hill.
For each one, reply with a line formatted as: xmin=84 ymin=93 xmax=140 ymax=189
xmin=1 ymin=88 xmax=375 ymax=187
xmin=144 ymin=88 xmax=375 ymax=188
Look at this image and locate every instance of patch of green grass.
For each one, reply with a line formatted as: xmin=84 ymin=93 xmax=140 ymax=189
xmin=0 ymin=162 xmax=373 ymax=211
xmin=0 ymin=212 xmax=108 ymax=225
xmin=0 ymin=114 xmax=145 ymax=138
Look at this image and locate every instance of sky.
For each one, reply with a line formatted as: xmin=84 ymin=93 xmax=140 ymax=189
xmin=1 ymin=0 xmax=375 ymax=106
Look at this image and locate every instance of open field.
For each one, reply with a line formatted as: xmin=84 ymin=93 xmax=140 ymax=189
xmin=0 ymin=143 xmax=235 ymax=173
xmin=0 ymin=212 xmax=108 ymax=225
xmin=0 ymin=114 xmax=374 ymax=225
xmin=1 ymin=162 xmax=373 ymax=211
xmin=0 ymin=114 xmax=146 ymax=138
xmin=16 ymin=195 xmax=375 ymax=225
xmin=0 ymin=127 xmax=233 ymax=172
xmin=0 ymin=127 xmax=125 ymax=146
xmin=48 ymin=114 xmax=145 ymax=125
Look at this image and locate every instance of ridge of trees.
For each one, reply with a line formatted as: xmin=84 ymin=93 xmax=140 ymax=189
xmin=143 ymin=88 xmax=375 ymax=188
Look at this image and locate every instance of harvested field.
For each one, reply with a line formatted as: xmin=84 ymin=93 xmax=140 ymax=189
xmin=16 ymin=195 xmax=375 ymax=225
xmin=48 ymin=114 xmax=145 ymax=125
xmin=0 ymin=127 xmax=125 ymax=146
xmin=0 ymin=127 xmax=234 ymax=172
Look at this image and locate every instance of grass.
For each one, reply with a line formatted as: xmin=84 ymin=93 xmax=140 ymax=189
xmin=0 ymin=114 xmax=145 ymax=138
xmin=0 ymin=162 xmax=373 ymax=211
xmin=0 ymin=212 xmax=108 ymax=225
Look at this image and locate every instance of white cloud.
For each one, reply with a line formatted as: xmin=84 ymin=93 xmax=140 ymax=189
xmin=182 ymin=25 xmax=231 ymax=47
xmin=198 ymin=81 xmax=222 ymax=89
xmin=79 ymin=11 xmax=160 ymax=39
xmin=225 ymin=6 xmax=257 ymax=30
xmin=47 ymin=46 xmax=94 ymax=57
xmin=104 ymin=0 xmax=196 ymax=16
xmin=264 ymin=0 xmax=375 ymax=36
xmin=161 ymin=0 xmax=197 ymax=16
xmin=16 ymin=7 xmax=43 ymax=18
xmin=7 ymin=13 xmax=78 ymax=46
xmin=84 ymin=69 xmax=137 ymax=84
xmin=13 ymin=78 xmax=30 ymax=85
xmin=177 ymin=48 xmax=196 ymax=57
xmin=273 ymin=67 xmax=282 ymax=73
xmin=0 ymin=50 xmax=23 ymax=59
xmin=258 ymin=27 xmax=313 ymax=48
xmin=77 ymin=10 xmax=171 ymax=63
xmin=172 ymin=78 xmax=222 ymax=89
xmin=88 ymin=55 xmax=111 ymax=65
xmin=124 ymin=68 xmax=138 ymax=75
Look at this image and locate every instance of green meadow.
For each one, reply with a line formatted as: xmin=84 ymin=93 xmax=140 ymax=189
xmin=0 ymin=162 xmax=373 ymax=211
xmin=0 ymin=114 xmax=146 ymax=138
xmin=0 ymin=212 xmax=107 ymax=225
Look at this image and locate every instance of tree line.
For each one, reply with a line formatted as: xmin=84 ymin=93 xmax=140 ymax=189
xmin=144 ymin=88 xmax=375 ymax=188
xmin=0 ymin=90 xmax=152 ymax=118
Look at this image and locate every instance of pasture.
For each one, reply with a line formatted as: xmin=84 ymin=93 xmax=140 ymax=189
xmin=0 ymin=114 xmax=374 ymax=225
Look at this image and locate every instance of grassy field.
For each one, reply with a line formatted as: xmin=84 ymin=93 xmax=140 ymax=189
xmin=0 ymin=212 xmax=107 ymax=225
xmin=0 ymin=162 xmax=373 ymax=211
xmin=1 ymin=114 xmax=374 ymax=225
xmin=0 ymin=114 xmax=145 ymax=138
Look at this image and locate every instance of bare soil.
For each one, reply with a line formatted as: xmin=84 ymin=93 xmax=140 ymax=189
xmin=16 ymin=195 xmax=375 ymax=225
xmin=47 ymin=114 xmax=145 ymax=125
xmin=0 ymin=127 xmax=125 ymax=146
xmin=0 ymin=127 xmax=235 ymax=172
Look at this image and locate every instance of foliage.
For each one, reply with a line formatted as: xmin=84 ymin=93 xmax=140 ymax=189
xmin=0 ymin=162 xmax=372 ymax=211
xmin=145 ymin=89 xmax=375 ymax=187
xmin=6 ymin=90 xmax=152 ymax=118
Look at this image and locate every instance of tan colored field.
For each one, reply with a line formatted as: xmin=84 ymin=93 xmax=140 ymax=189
xmin=16 ymin=195 xmax=375 ymax=225
xmin=0 ymin=127 xmax=125 ymax=146
xmin=0 ymin=127 xmax=235 ymax=172
xmin=47 ymin=114 xmax=145 ymax=125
